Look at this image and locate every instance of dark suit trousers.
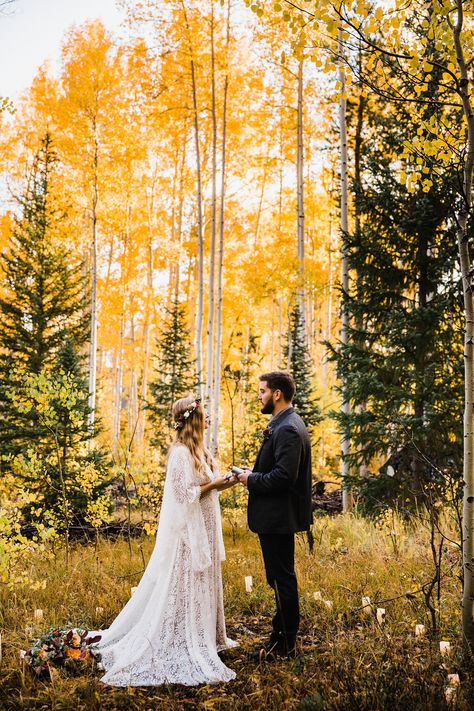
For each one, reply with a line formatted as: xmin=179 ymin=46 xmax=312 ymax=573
xmin=258 ymin=533 xmax=299 ymax=648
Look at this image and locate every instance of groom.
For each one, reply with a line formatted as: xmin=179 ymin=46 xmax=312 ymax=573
xmin=237 ymin=371 xmax=312 ymax=659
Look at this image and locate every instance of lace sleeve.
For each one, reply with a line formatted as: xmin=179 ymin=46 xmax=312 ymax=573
xmin=167 ymin=445 xmax=211 ymax=572
xmin=169 ymin=447 xmax=201 ymax=506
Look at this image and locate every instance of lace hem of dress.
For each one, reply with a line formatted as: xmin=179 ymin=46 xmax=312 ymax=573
xmin=97 ymin=643 xmax=236 ymax=687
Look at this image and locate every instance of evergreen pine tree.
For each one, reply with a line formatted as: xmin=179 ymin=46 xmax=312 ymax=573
xmin=0 ymin=133 xmax=89 ymax=460
xmin=285 ymin=303 xmax=320 ymax=428
xmin=19 ymin=338 xmax=111 ymax=526
xmin=148 ymin=297 xmax=194 ymax=451
xmin=330 ymin=74 xmax=464 ymax=511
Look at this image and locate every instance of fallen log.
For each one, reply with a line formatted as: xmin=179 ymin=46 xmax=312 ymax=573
xmin=312 ymin=482 xmax=343 ymax=515
xmin=20 ymin=520 xmax=146 ymax=541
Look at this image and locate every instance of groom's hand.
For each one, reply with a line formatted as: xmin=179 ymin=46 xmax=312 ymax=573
xmin=237 ymin=468 xmax=252 ymax=487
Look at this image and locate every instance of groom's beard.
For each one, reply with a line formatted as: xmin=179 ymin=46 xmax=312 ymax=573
xmin=261 ymin=396 xmax=275 ymax=415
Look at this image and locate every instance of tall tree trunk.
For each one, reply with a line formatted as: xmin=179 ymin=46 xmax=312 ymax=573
xmin=278 ymin=297 xmax=283 ymax=368
xmin=88 ymin=139 xmax=99 ymax=430
xmin=354 ymin=63 xmax=368 ymax=478
xmin=113 ymin=314 xmax=124 ymax=456
xmin=254 ymin=150 xmax=270 ymax=245
xmin=174 ymin=125 xmax=188 ymax=301
xmin=167 ymin=143 xmax=180 ymax=306
xmin=323 ymin=212 xmax=334 ymax=386
xmin=128 ymin=312 xmax=139 ymax=446
xmin=338 ymin=28 xmax=353 ymax=512
xmin=181 ymin=0 xmax=204 ymax=396
xmin=137 ymin=182 xmax=156 ymax=446
xmin=296 ymin=58 xmax=305 ymax=332
xmin=205 ymin=0 xmax=218 ymax=437
xmin=211 ymin=0 xmax=230 ymax=455
xmin=452 ymin=0 xmax=474 ymax=648
xmin=270 ymin=296 xmax=275 ymax=370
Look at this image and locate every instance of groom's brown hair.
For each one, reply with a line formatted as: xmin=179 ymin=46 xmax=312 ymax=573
xmin=259 ymin=371 xmax=296 ymax=403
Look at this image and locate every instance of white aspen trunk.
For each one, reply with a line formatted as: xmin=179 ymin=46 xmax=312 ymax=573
xmin=354 ymin=58 xmax=368 ymax=479
xmin=339 ymin=28 xmax=353 ymax=512
xmin=129 ymin=367 xmax=138 ymax=446
xmin=254 ymin=151 xmax=269 ymax=245
xmin=278 ymin=297 xmax=283 ymax=368
xmin=137 ymin=186 xmax=155 ymax=445
xmin=205 ymin=0 xmax=218 ymax=440
xmin=323 ymin=215 xmax=334 ymax=387
xmin=191 ymin=57 xmax=204 ymax=398
xmin=168 ymin=144 xmax=179 ymax=306
xmin=128 ymin=314 xmax=139 ymax=446
xmin=138 ymin=318 xmax=150 ymax=445
xmin=211 ymin=0 xmax=230 ymax=455
xmin=270 ymin=297 xmax=275 ymax=370
xmin=296 ymin=58 xmax=305 ymax=332
xmin=174 ymin=125 xmax=187 ymax=301
xmin=287 ymin=302 xmax=293 ymax=368
xmin=182 ymin=0 xmax=204 ymax=397
xmin=87 ymin=147 xmax=99 ymax=431
xmin=113 ymin=315 xmax=124 ymax=457
xmin=452 ymin=0 xmax=474 ymax=648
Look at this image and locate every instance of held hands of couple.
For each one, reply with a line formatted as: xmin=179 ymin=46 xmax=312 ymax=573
xmin=212 ymin=474 xmax=239 ymax=491
xmin=234 ymin=468 xmax=252 ymax=487
xmin=212 ymin=467 xmax=252 ymax=491
xmin=227 ymin=465 xmax=252 ymax=487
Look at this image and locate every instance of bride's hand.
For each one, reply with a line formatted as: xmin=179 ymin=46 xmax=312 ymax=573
xmin=213 ymin=474 xmax=239 ymax=491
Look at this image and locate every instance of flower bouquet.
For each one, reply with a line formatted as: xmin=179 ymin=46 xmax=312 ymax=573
xmin=23 ymin=628 xmax=102 ymax=679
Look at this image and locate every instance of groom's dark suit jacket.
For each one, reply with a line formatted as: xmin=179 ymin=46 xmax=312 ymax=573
xmin=247 ymin=407 xmax=313 ymax=534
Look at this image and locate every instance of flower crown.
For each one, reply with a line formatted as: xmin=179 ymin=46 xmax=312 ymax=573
xmin=173 ymin=398 xmax=201 ymax=429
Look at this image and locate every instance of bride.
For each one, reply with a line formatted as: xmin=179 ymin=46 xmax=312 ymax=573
xmin=92 ymin=395 xmax=239 ymax=686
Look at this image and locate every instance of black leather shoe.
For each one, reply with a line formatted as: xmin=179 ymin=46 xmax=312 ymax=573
xmin=248 ymin=641 xmax=282 ymax=662
xmin=248 ymin=639 xmax=297 ymax=662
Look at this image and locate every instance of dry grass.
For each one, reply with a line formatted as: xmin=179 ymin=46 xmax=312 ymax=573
xmin=1 ymin=512 xmax=473 ymax=710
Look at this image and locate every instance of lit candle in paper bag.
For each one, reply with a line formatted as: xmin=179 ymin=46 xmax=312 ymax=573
xmin=439 ymin=641 xmax=451 ymax=656
xmin=361 ymin=596 xmax=371 ymax=615
xmin=445 ymin=686 xmax=456 ymax=704
xmin=244 ymin=576 xmax=253 ymax=593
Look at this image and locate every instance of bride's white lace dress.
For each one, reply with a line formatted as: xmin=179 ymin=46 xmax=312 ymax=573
xmin=91 ymin=443 xmax=237 ymax=686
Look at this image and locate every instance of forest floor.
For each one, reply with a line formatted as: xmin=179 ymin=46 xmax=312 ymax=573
xmin=1 ymin=512 xmax=473 ymax=710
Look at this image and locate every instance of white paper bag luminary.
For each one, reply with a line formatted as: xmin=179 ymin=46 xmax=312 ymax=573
xmin=439 ymin=641 xmax=451 ymax=656
xmin=244 ymin=576 xmax=253 ymax=593
xmin=445 ymin=686 xmax=457 ymax=705
xmin=376 ymin=608 xmax=385 ymax=624
xmin=447 ymin=674 xmax=460 ymax=688
xmin=361 ymin=596 xmax=371 ymax=615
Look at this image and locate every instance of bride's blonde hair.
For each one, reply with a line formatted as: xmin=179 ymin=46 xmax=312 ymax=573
xmin=172 ymin=394 xmax=214 ymax=481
